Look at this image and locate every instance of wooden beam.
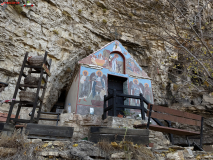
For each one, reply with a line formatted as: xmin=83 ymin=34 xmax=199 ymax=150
xmin=90 ymin=127 xmax=149 ymax=136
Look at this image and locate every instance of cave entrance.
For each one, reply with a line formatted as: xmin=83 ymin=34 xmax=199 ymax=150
xmin=51 ymin=89 xmax=67 ymax=113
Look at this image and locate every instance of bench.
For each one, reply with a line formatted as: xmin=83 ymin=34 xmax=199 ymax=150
xmin=134 ymin=104 xmax=204 ymax=149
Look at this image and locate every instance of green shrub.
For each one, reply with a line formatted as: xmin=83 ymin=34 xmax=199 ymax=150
xmin=23 ymin=31 xmax=28 ymax=36
xmin=102 ymin=19 xmax=107 ymax=24
xmin=147 ymin=56 xmax=152 ymax=63
xmin=78 ymin=9 xmax=82 ymax=14
xmin=53 ymin=30 xmax=59 ymax=35
xmin=62 ymin=11 xmax=72 ymax=18
xmin=173 ymin=84 xmax=179 ymax=91
xmin=13 ymin=5 xmax=23 ymax=14
xmin=128 ymin=12 xmax=133 ymax=18
xmin=103 ymin=9 xmax=107 ymax=13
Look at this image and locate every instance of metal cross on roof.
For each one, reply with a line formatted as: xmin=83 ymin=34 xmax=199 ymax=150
xmin=109 ymin=25 xmax=122 ymax=40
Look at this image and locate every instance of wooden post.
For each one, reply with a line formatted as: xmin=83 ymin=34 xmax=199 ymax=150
xmin=200 ymin=117 xmax=204 ymax=148
xmin=14 ymin=104 xmax=21 ymax=122
xmin=103 ymin=95 xmax=106 ymax=120
xmin=56 ymin=113 xmax=60 ymax=126
xmin=146 ymin=104 xmax=152 ymax=129
xmin=36 ymin=56 xmax=52 ymax=122
xmin=113 ymin=89 xmax=116 ymax=116
xmin=140 ymin=93 xmax=145 ymax=120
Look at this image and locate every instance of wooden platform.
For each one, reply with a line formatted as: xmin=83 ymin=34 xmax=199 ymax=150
xmin=88 ymin=127 xmax=149 ymax=145
xmin=25 ymin=124 xmax=74 ymax=141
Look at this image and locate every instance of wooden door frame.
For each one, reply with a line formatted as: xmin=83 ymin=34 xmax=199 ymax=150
xmin=107 ymin=74 xmax=129 ymax=96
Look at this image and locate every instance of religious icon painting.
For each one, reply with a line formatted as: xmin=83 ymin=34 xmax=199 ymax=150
xmin=109 ymin=53 xmax=124 ymax=74
xmin=129 ymin=79 xmax=144 ymax=107
xmin=78 ymin=70 xmax=90 ymax=103
xmin=89 ymin=70 xmax=107 ymax=106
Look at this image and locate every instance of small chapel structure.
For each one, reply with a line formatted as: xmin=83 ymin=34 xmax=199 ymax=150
xmin=64 ymin=40 xmax=154 ymax=116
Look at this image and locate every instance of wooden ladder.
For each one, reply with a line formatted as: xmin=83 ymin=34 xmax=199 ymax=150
xmin=6 ymin=51 xmax=52 ymax=124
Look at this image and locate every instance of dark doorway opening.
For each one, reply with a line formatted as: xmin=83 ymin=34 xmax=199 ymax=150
xmin=108 ymin=75 xmax=127 ymax=116
xmin=51 ymin=89 xmax=66 ymax=113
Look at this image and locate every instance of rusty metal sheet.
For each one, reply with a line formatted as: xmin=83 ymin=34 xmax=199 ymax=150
xmin=0 ymin=113 xmax=18 ymax=122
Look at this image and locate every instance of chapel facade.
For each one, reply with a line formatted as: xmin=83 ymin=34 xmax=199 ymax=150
xmin=64 ymin=40 xmax=154 ymax=116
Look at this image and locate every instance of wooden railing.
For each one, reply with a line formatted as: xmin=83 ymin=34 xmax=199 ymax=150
xmin=102 ymin=89 xmax=147 ymax=120
xmin=102 ymin=89 xmax=175 ymax=145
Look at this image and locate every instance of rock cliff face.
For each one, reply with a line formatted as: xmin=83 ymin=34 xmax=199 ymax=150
xmin=0 ymin=0 xmax=213 ymax=144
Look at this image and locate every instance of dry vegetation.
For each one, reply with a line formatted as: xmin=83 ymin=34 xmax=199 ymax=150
xmin=97 ymin=139 xmax=155 ymax=160
xmin=0 ymin=129 xmax=41 ymax=160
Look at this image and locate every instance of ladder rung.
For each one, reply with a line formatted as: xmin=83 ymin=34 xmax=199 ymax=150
xmin=39 ymin=112 xmax=61 ymax=115
xmin=24 ymin=65 xmax=43 ymax=69
xmin=38 ymin=118 xmax=60 ymax=121
xmin=10 ymin=118 xmax=30 ymax=123
xmin=14 ymin=101 xmax=34 ymax=104
xmin=30 ymin=71 xmax=47 ymax=74
xmin=20 ymin=84 xmax=45 ymax=89
xmin=14 ymin=101 xmax=41 ymax=108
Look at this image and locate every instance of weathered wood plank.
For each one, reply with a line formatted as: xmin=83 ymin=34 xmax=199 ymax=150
xmin=28 ymin=135 xmax=71 ymax=141
xmin=26 ymin=124 xmax=73 ymax=138
xmin=90 ymin=127 xmax=149 ymax=136
xmin=147 ymin=111 xmax=201 ymax=126
xmin=148 ymin=104 xmax=201 ymax=120
xmin=134 ymin=124 xmax=200 ymax=136
xmin=88 ymin=133 xmax=149 ymax=145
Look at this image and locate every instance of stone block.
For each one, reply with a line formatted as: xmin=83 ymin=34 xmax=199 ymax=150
xmin=53 ymin=141 xmax=65 ymax=146
xmin=39 ymin=151 xmax=59 ymax=157
xmin=105 ymin=116 xmax=146 ymax=129
xmin=183 ymin=148 xmax=194 ymax=158
xmin=111 ymin=152 xmax=133 ymax=159
xmin=203 ymin=94 xmax=213 ymax=104
xmin=31 ymin=139 xmax=42 ymax=143
xmin=59 ymin=151 xmax=71 ymax=159
xmin=48 ymin=141 xmax=53 ymax=146
xmin=169 ymin=145 xmax=185 ymax=150
xmin=167 ymin=151 xmax=184 ymax=160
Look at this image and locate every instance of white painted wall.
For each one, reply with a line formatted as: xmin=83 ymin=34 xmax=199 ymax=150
xmin=64 ymin=71 xmax=80 ymax=113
